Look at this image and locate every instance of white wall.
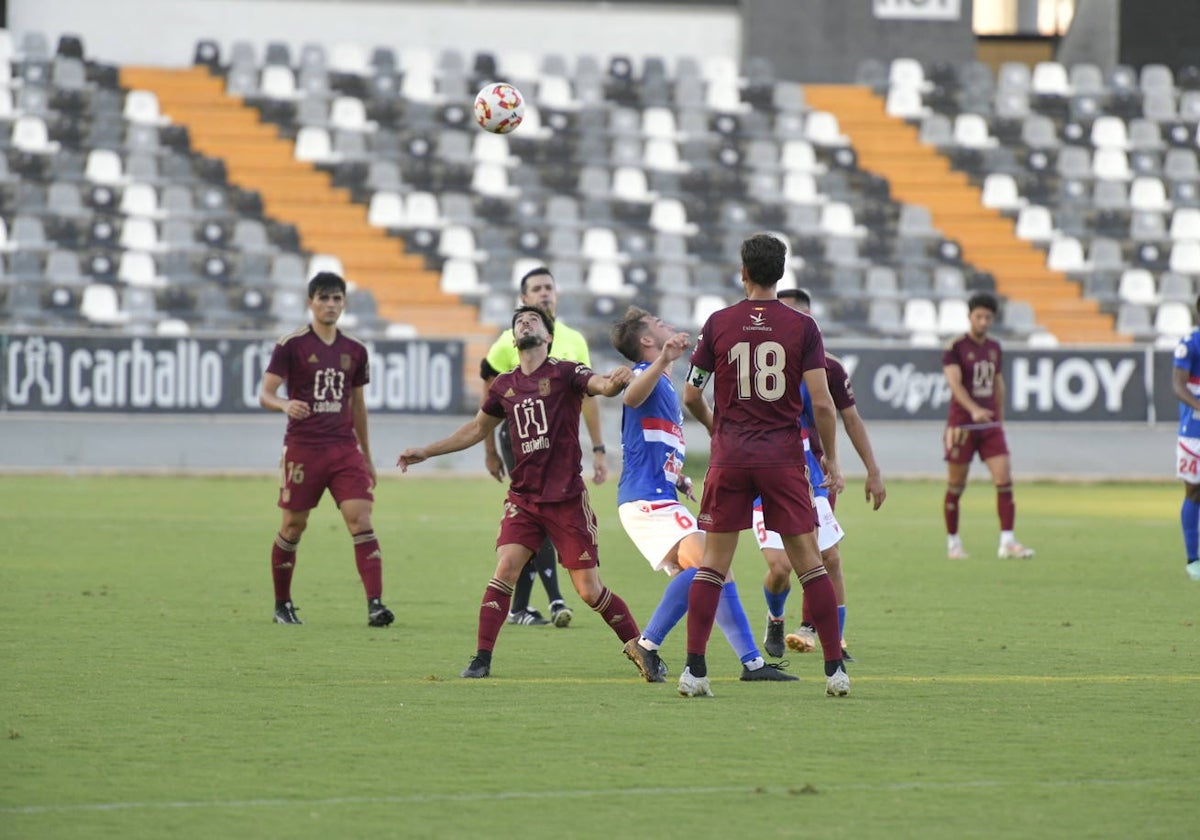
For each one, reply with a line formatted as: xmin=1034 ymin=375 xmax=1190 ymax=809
xmin=9 ymin=0 xmax=740 ymax=69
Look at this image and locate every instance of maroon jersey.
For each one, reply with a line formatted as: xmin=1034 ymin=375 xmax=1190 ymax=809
xmin=807 ymin=354 xmax=855 ymax=460
xmin=266 ymin=326 xmax=370 ymax=447
xmin=481 ymin=357 xmax=594 ymax=502
xmin=689 ymin=298 xmax=826 ymax=467
xmin=941 ymin=333 xmax=1002 ymax=427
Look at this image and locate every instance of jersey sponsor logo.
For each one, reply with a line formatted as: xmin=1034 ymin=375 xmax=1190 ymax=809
xmin=308 ymin=354 xmax=319 ymax=363
xmin=503 ymin=388 xmax=515 ymax=397
xmin=538 ymin=378 xmax=551 ymax=396
xmin=513 ymin=397 xmax=549 ymax=438
xmin=577 ymin=551 xmax=592 ymax=563
xmin=639 ymin=417 xmax=685 ymax=450
xmin=743 ymin=310 xmax=772 ymax=332
xmin=1177 ymin=343 xmax=1190 ymax=360
xmin=340 ymin=353 xmax=351 ymax=370
xmin=312 ymin=368 xmax=346 ymax=414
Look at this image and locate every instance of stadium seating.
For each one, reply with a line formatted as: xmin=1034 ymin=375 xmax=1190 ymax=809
xmin=1 ymin=30 xmax=1196 ymax=352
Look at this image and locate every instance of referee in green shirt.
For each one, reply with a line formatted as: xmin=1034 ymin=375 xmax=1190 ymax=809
xmin=480 ymin=266 xmax=609 ymax=628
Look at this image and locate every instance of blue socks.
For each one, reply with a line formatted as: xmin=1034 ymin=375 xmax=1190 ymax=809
xmin=763 ymin=585 xmax=789 ymax=620
xmin=1182 ymin=497 xmax=1200 ymax=563
xmin=642 ymin=571 xmax=763 ymax=664
xmin=642 ymin=567 xmax=696 ymax=646
xmin=714 ymin=581 xmax=761 ymax=664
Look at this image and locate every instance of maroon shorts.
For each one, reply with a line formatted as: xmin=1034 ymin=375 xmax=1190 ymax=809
xmin=699 ymin=463 xmax=817 ymax=537
xmin=496 ymin=491 xmax=600 ymax=569
xmin=943 ymin=425 xmax=1010 ymax=465
xmin=277 ymin=441 xmax=374 ymax=511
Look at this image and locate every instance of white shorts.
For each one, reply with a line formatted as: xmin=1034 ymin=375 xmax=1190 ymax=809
xmin=1178 ymin=436 xmax=1200 ymax=482
xmin=754 ymin=496 xmax=844 ymax=553
xmin=618 ymin=500 xmax=701 ymax=572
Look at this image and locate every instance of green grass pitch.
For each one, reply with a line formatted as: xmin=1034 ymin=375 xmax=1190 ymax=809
xmin=1 ymin=474 xmax=1197 ymax=839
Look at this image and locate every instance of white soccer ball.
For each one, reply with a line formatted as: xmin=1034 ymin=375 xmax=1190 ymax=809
xmin=473 ymin=82 xmax=525 ymax=134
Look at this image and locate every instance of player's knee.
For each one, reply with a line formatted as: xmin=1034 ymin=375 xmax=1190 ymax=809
xmin=349 ymin=514 xmax=374 ymax=534
xmin=577 ymin=582 xmax=603 ymax=604
xmin=1187 ymin=483 xmax=1200 ymax=503
xmin=822 ymin=547 xmax=842 ymax=573
xmin=946 ymin=484 xmax=966 ymax=497
xmin=281 ymin=520 xmax=307 ymax=541
xmin=764 ymin=562 xmax=790 ymax=590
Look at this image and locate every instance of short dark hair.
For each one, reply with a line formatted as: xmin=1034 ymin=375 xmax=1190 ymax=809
xmin=511 ymin=304 xmax=555 ymax=336
xmin=740 ymin=233 xmax=787 ymax=288
xmin=967 ymin=292 xmax=998 ymax=314
xmin=610 ymin=305 xmax=652 ymax=362
xmin=518 ymin=266 xmax=554 ymax=296
xmin=777 ymin=287 xmax=812 ymax=308
xmin=307 ymin=271 xmax=346 ymax=299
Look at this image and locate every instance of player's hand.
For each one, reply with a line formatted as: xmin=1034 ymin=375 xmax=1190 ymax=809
xmin=592 ymin=452 xmax=608 ymax=485
xmin=820 ymin=456 xmax=845 ymax=496
xmin=284 ymin=399 xmax=311 ymax=420
xmin=396 ymin=448 xmax=427 ymax=473
xmin=864 ymin=473 xmax=886 ymax=510
xmin=969 ymin=407 xmax=994 ymax=424
xmin=661 ymin=332 xmax=691 ymax=363
xmin=485 ymin=450 xmax=507 ymax=482
xmin=677 ymin=474 xmax=697 ymax=501
xmin=604 ymin=366 xmax=634 ymax=393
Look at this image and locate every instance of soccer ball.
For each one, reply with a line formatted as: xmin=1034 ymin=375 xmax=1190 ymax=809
xmin=474 ymin=82 xmax=525 ymax=134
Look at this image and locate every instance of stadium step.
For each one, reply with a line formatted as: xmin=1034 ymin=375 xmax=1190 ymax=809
xmin=803 ymin=85 xmax=1125 ymax=345
xmin=118 ymin=65 xmax=496 ymax=400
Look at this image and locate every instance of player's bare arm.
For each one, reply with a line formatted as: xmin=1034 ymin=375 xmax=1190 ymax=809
xmin=994 ymin=371 xmax=1006 ymax=424
xmin=581 ymin=394 xmax=608 ymax=485
xmin=259 ymin=371 xmax=311 ymax=420
xmin=350 ymin=386 xmax=377 ymax=487
xmin=587 ymin=365 xmax=634 ymax=398
xmin=624 ymin=332 xmax=690 ymax=408
xmin=397 ymin=411 xmax=502 ymax=472
xmin=478 ymin=371 xmax=506 ymax=482
xmin=804 ymin=366 xmax=844 ymax=496
xmin=840 ymin=405 xmax=885 ymax=509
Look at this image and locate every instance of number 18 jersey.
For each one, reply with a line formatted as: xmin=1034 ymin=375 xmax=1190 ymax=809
xmin=688 ymin=298 xmax=826 ymax=468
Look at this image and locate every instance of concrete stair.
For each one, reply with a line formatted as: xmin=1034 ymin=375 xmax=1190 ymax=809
xmin=803 ymin=85 xmax=1124 ymax=344
xmin=118 ymin=66 xmax=496 ymax=398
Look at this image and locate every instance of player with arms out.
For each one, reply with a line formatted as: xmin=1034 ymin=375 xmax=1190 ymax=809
xmin=942 ymin=292 xmax=1034 ymax=560
xmin=1171 ymin=294 xmax=1200 ymax=581
xmin=258 ymin=271 xmax=393 ymax=628
xmin=611 ymin=307 xmax=797 ymax=683
xmin=480 ymin=267 xmax=607 ymax=628
xmin=398 ymin=306 xmax=657 ymax=680
xmin=680 ymin=233 xmax=850 ymax=698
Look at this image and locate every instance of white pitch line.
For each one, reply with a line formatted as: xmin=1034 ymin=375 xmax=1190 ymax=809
xmin=3 ymin=778 xmax=1195 ymax=816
